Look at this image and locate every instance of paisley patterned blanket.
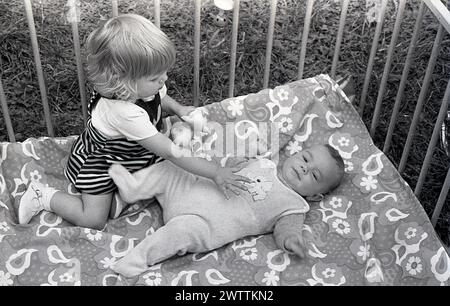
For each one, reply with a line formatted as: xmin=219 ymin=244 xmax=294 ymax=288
xmin=0 ymin=74 xmax=448 ymax=286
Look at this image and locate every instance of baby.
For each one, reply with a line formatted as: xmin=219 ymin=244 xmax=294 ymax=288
xmin=108 ymin=125 xmax=344 ymax=277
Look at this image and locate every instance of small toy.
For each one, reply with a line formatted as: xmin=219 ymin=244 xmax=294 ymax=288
xmin=208 ymin=0 xmax=235 ymax=48
xmin=170 ymin=121 xmax=193 ymax=148
xmin=171 ymin=109 xmax=216 ymax=160
xmin=211 ymin=0 xmax=234 ymax=27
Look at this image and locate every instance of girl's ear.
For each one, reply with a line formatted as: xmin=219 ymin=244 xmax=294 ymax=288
xmin=305 ymin=193 xmax=324 ymax=202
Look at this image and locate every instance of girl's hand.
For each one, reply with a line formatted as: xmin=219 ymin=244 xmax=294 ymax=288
xmin=180 ymin=107 xmax=206 ymax=132
xmin=177 ymin=105 xmax=196 ymax=118
xmin=214 ymin=164 xmax=252 ymax=200
xmin=225 ymin=156 xmax=250 ymax=168
xmin=284 ymin=234 xmax=305 ymax=258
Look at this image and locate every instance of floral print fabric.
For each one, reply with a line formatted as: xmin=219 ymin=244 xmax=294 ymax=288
xmin=0 ymin=74 xmax=448 ymax=286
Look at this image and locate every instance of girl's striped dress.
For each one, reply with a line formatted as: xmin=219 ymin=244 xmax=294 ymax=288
xmin=65 ymin=91 xmax=164 ymax=195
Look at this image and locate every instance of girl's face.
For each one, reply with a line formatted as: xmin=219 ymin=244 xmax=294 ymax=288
xmin=135 ymin=71 xmax=168 ymax=100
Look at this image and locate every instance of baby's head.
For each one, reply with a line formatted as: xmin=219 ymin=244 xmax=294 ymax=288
xmin=86 ymin=14 xmax=176 ymax=101
xmin=281 ymin=144 xmax=344 ymax=200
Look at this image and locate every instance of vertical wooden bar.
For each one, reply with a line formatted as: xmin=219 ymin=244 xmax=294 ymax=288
xmin=69 ymin=9 xmax=88 ymax=124
xmin=370 ymin=0 xmax=406 ymax=137
xmin=154 ymin=0 xmax=161 ymax=28
xmin=383 ymin=2 xmax=425 ymax=153
xmin=228 ymin=0 xmax=240 ymax=98
xmin=431 ymin=167 xmax=450 ymax=227
xmin=414 ymin=78 xmax=450 ymax=196
xmin=193 ymin=0 xmax=201 ymax=106
xmin=0 ymin=78 xmax=15 ymax=142
xmin=330 ymin=0 xmax=350 ymax=80
xmin=111 ymin=0 xmax=118 ymax=17
xmin=297 ymin=0 xmax=314 ymax=80
xmin=23 ymin=0 xmax=54 ymax=136
xmin=398 ymin=25 xmax=444 ymax=173
xmin=263 ymin=0 xmax=277 ymax=89
xmin=358 ymin=0 xmax=388 ymax=116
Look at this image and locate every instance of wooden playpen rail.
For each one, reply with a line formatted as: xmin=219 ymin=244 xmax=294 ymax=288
xmin=0 ymin=0 xmax=449 ymax=226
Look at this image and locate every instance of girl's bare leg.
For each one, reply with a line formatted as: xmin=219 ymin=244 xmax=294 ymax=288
xmin=50 ymin=192 xmax=113 ymax=230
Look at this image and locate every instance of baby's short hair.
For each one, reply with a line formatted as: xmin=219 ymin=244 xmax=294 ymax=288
xmin=324 ymin=144 xmax=345 ymax=192
xmin=86 ymin=14 xmax=176 ymax=100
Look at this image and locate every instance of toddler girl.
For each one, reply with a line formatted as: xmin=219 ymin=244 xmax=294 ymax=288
xmin=18 ymin=14 xmax=250 ymax=229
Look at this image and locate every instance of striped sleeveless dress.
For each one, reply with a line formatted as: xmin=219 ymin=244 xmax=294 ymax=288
xmin=65 ymin=91 xmax=164 ymax=195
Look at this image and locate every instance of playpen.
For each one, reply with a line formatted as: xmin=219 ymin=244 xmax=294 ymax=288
xmin=0 ymin=0 xmax=449 ymax=286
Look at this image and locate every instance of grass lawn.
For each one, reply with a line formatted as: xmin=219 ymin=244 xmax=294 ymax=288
xmin=1 ymin=0 xmax=449 ymax=244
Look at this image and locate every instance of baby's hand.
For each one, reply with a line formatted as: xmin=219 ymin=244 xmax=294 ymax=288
xmin=214 ymin=165 xmax=252 ymax=199
xmin=284 ymin=234 xmax=305 ymax=258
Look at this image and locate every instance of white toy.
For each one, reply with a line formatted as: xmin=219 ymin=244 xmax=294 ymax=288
xmin=170 ymin=121 xmax=193 ymax=148
xmin=171 ymin=109 xmax=216 ymax=160
xmin=181 ymin=107 xmax=211 ymax=135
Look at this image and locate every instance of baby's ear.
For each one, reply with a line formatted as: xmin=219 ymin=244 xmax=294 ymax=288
xmin=305 ymin=194 xmax=324 ymax=202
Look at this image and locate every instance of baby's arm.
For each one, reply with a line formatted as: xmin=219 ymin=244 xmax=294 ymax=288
xmin=137 ymin=133 xmax=251 ymax=198
xmin=273 ymin=213 xmax=305 ymax=258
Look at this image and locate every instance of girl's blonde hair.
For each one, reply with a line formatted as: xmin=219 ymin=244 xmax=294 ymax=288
xmin=86 ymin=14 xmax=176 ymax=101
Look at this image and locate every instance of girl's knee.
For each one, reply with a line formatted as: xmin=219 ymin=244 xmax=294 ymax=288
xmin=79 ymin=193 xmax=112 ymax=229
xmin=81 ymin=217 xmax=107 ymax=231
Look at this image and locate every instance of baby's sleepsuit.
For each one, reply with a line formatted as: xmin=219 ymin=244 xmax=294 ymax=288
xmin=111 ymin=158 xmax=309 ymax=277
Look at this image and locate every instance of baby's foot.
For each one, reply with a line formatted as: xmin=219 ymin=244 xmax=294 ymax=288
xmin=18 ymin=181 xmax=46 ymax=224
xmin=108 ymin=164 xmax=137 ymax=203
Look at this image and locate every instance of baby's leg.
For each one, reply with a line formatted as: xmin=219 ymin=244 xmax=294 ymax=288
xmin=112 ymin=214 xmax=211 ymax=278
xmin=108 ymin=164 xmax=140 ymax=203
xmin=108 ymin=162 xmax=168 ymax=203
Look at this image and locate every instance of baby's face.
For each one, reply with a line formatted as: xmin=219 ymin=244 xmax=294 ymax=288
xmin=281 ymin=145 xmax=342 ymax=196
